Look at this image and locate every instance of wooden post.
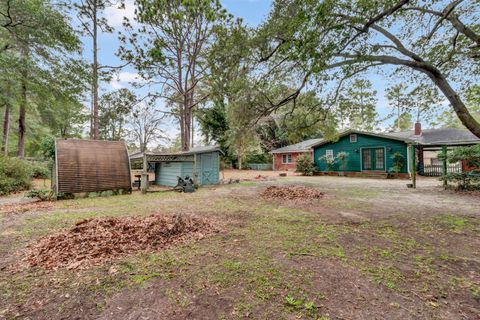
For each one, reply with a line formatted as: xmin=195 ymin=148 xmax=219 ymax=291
xmin=141 ymin=153 xmax=148 ymax=194
xmin=442 ymin=145 xmax=448 ymax=188
xmin=411 ymin=145 xmax=416 ymax=189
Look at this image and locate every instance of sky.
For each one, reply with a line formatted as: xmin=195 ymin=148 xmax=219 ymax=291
xmin=78 ymin=0 xmax=402 ymax=145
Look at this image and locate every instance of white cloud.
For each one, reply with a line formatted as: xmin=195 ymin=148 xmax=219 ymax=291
xmin=103 ymin=0 xmax=136 ymax=28
xmin=109 ymin=71 xmax=144 ymax=89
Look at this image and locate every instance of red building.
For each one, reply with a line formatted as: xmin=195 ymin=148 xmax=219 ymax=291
xmin=270 ymin=138 xmax=323 ymax=171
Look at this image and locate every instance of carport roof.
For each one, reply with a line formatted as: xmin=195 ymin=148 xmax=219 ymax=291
xmin=385 ymin=128 xmax=480 ymax=146
xmin=129 ymin=145 xmax=222 ymax=162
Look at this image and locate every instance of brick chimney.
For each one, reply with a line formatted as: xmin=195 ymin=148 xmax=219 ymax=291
xmin=414 ymin=122 xmax=422 ymax=136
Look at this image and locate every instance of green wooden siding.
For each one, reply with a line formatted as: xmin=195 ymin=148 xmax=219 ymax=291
xmin=154 ymin=151 xmax=220 ymax=186
xmin=313 ymin=133 xmax=408 ymax=173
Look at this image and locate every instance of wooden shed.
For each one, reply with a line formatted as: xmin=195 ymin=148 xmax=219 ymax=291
xmin=129 ymin=146 xmax=221 ymax=187
xmin=54 ymin=139 xmax=131 ymax=194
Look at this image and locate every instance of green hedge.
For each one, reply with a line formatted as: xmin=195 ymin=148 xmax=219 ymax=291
xmin=0 ymin=156 xmax=33 ymax=195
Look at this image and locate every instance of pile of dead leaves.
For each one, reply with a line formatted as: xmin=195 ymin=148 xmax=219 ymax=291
xmin=260 ymin=185 xmax=324 ymax=201
xmin=24 ymin=213 xmax=216 ymax=270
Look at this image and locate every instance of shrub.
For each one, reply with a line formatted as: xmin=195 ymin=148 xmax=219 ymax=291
xmin=336 ymin=152 xmax=349 ymax=171
xmin=389 ymin=152 xmax=405 ymax=174
xmin=26 ymin=189 xmax=54 ymax=201
xmin=31 ymin=164 xmax=50 ymax=179
xmin=440 ymin=172 xmax=480 ymax=190
xmin=296 ymin=153 xmax=316 ymax=176
xmin=441 ymin=145 xmax=480 ymax=190
xmin=0 ymin=156 xmax=32 ymax=195
xmin=319 ymin=154 xmax=336 ymax=171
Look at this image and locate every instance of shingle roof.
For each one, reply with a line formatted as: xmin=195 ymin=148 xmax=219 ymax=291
xmin=270 ymin=138 xmax=323 ymax=153
xmin=385 ymin=128 xmax=480 ymax=145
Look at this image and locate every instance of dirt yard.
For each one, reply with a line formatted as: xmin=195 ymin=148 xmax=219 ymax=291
xmin=0 ymin=175 xmax=479 ymax=319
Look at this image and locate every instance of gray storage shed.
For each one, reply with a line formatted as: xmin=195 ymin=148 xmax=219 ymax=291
xmin=129 ymin=146 xmax=221 ymax=187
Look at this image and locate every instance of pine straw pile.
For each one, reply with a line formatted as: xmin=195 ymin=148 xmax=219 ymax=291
xmin=24 ymin=213 xmax=216 ymax=270
xmin=260 ymin=185 xmax=324 ymax=201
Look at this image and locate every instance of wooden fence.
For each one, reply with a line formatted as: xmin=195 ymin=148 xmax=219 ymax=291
xmin=420 ymin=162 xmax=463 ymax=177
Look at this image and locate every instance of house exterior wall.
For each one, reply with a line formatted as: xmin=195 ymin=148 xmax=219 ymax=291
xmin=313 ymin=134 xmax=409 ymax=173
xmin=273 ymin=152 xmax=313 ymax=171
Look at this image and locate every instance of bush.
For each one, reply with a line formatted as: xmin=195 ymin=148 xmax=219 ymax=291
xmin=26 ymin=189 xmax=54 ymax=201
xmin=389 ymin=152 xmax=405 ymax=174
xmin=31 ymin=164 xmax=50 ymax=179
xmin=440 ymin=172 xmax=480 ymax=191
xmin=296 ymin=153 xmax=316 ymax=176
xmin=336 ymin=152 xmax=349 ymax=171
xmin=0 ymin=156 xmax=32 ymax=195
xmin=441 ymin=145 xmax=480 ymax=190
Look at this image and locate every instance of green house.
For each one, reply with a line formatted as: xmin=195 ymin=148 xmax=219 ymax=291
xmin=310 ymin=127 xmax=480 ymax=176
xmin=312 ymin=130 xmax=412 ymax=174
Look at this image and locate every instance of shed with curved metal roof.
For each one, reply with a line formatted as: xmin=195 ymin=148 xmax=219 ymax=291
xmin=55 ymin=139 xmax=131 ymax=194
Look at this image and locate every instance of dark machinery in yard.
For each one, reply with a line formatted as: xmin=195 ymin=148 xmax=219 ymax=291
xmin=174 ymin=176 xmax=195 ymax=193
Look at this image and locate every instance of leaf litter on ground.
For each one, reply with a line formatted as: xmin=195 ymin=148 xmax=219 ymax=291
xmin=260 ymin=185 xmax=324 ymax=201
xmin=23 ymin=213 xmax=217 ymax=270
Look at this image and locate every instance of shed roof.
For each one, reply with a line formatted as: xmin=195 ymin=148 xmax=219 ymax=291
xmin=270 ymin=138 xmax=323 ymax=154
xmin=384 ymin=128 xmax=480 ymax=146
xmin=129 ymin=145 xmax=222 ymax=162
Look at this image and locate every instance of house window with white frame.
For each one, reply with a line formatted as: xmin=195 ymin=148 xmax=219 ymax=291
xmin=326 ymin=149 xmax=334 ymax=160
xmin=282 ymin=154 xmax=293 ymax=164
xmin=350 ymin=134 xmax=357 ymax=143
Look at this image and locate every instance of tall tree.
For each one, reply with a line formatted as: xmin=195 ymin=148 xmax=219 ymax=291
xmin=338 ymin=79 xmax=378 ymax=131
xmin=75 ymin=0 xmax=123 ymax=140
xmin=0 ymin=0 xmax=81 ymax=157
xmin=256 ymin=0 xmax=480 ymax=138
xmin=386 ymin=83 xmax=413 ymax=131
xmin=128 ymin=98 xmax=165 ymax=152
xmin=99 ymin=88 xmax=136 ymax=140
xmin=119 ymin=0 xmax=230 ymax=151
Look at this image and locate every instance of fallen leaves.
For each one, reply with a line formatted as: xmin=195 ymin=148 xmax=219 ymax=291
xmin=260 ymin=185 xmax=324 ymax=201
xmin=24 ymin=213 xmax=216 ymax=270
xmin=0 ymin=201 xmax=54 ymax=215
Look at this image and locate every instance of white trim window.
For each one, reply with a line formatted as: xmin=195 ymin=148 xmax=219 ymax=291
xmin=282 ymin=154 xmax=293 ymax=164
xmin=350 ymin=134 xmax=357 ymax=143
xmin=326 ymin=149 xmax=334 ymax=160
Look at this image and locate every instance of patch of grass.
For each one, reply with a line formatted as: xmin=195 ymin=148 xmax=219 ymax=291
xmin=238 ymin=181 xmax=257 ymax=186
xmin=362 ymin=264 xmax=403 ymax=290
xmin=436 ymin=215 xmax=469 ymax=232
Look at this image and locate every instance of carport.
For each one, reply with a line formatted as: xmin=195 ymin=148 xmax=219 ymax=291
xmin=129 ymin=146 xmax=221 ymax=189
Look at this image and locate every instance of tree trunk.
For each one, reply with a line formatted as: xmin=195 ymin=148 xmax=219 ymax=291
xmin=237 ymin=147 xmax=242 ymax=170
xmin=17 ymin=79 xmax=26 ymax=158
xmin=181 ymin=93 xmax=191 ymax=151
xmin=191 ymin=112 xmax=194 ymax=149
xmin=17 ymin=47 xmax=28 ymax=158
xmin=2 ymin=103 xmax=10 ymax=155
xmin=397 ymin=103 xmax=401 ymax=131
xmin=92 ymin=1 xmax=99 ymax=140
xmin=354 ymin=55 xmax=480 ymax=138
xmin=426 ymin=71 xmax=480 ymax=138
xmin=183 ymin=107 xmax=191 ymax=151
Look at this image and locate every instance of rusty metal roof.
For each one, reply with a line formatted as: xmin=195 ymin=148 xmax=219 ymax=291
xmin=55 ymin=139 xmax=131 ymax=194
